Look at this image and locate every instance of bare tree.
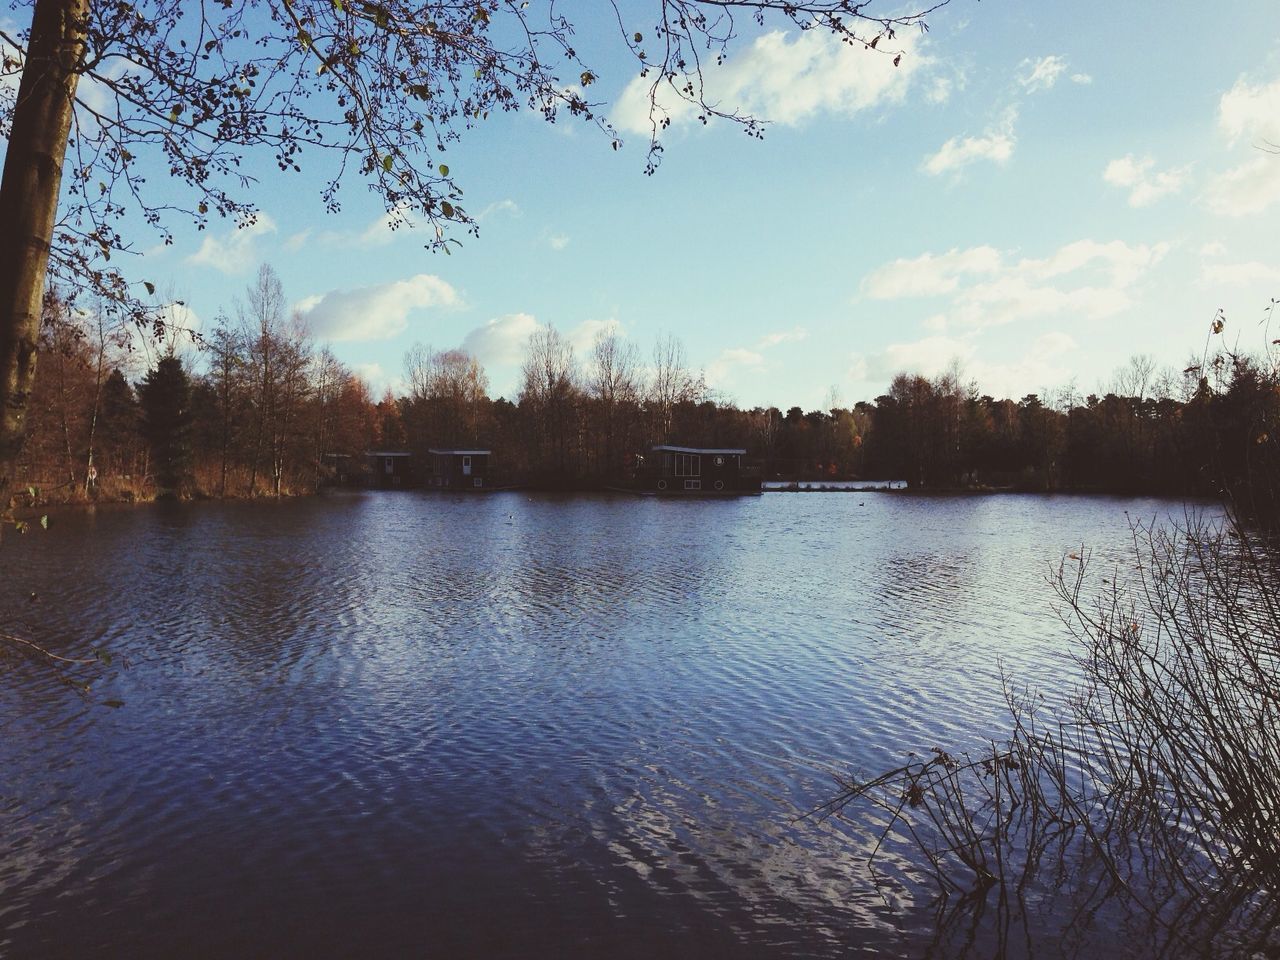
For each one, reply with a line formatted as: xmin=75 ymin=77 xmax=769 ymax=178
xmin=0 ymin=0 xmax=949 ymax=493
xmin=750 ymin=406 xmax=783 ymax=475
xmin=238 ymin=264 xmax=287 ymax=495
xmin=825 ymin=505 xmax=1280 ymax=955
xmin=204 ymin=317 xmax=245 ymax=498
xmin=649 ymin=333 xmax=704 ymax=443
xmin=266 ymin=313 xmax=313 ymax=496
xmin=434 ymin=349 xmax=490 ymax=446
xmin=403 ymin=344 xmax=490 ymax=448
xmin=309 ymin=346 xmax=346 ymax=485
xmin=520 ymin=325 xmax=579 ymax=481
xmin=1108 ymin=353 xmax=1158 ymax=402
xmin=587 ymin=328 xmax=642 ymax=479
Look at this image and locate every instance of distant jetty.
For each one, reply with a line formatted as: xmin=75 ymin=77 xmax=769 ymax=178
xmin=762 ymin=480 xmax=907 ymax=492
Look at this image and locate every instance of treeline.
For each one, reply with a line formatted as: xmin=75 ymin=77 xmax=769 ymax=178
xmin=13 ymin=266 xmax=1279 ymax=508
xmin=19 ymin=267 xmax=385 ymax=500
xmin=864 ymin=353 xmax=1278 ymax=518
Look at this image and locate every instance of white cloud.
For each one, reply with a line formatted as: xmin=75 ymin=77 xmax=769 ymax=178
xmin=305 ymin=203 xmax=421 ymax=249
xmin=1071 ymin=73 xmax=1093 ymax=85
xmin=186 ymin=214 xmax=277 ymax=274
xmin=956 ymin=274 xmax=1129 ymax=327
xmin=548 ymin=233 xmax=570 ymax=251
xmin=704 ymin=327 xmax=806 ymax=390
xmin=353 ymin=362 xmax=404 ymax=399
xmin=477 ymin=199 xmax=521 ymax=222
xmin=922 ymin=131 xmax=1015 ymax=175
xmin=284 ymin=229 xmax=311 ymax=252
xmin=295 ymin=274 xmax=461 ymax=342
xmin=1199 ymin=260 xmax=1280 ymax=287
xmin=722 ymin=347 xmax=765 ymax=366
xmin=707 ymin=347 xmax=766 ymax=387
xmin=460 ymin=313 xmax=542 ymax=369
xmin=1019 ymin=55 xmax=1068 ymax=93
xmin=849 ymin=330 xmax=1078 ymax=400
xmin=568 ymin=317 xmax=624 ymax=356
xmin=148 ymin=301 xmax=203 ymax=350
xmin=72 ymin=57 xmax=143 ymax=130
xmin=1205 ymin=155 xmax=1280 ymax=216
xmin=846 ymin=354 xmax=869 ymax=382
xmin=358 ymin=204 xmax=415 ymax=246
xmin=863 ymin=246 xmax=1003 ymax=299
xmin=457 ymin=314 xmax=620 ymax=397
xmin=1036 ymin=330 xmax=1077 ymax=355
xmin=125 ymin=300 xmax=203 ymax=365
xmin=921 ymin=108 xmax=1017 ymax=175
xmin=1018 ymin=239 xmax=1169 ymax=287
xmin=1217 ymin=75 xmax=1280 ymax=146
xmin=613 ymin=26 xmax=929 ymax=134
xmin=972 ymin=331 xmax=1080 ymax=399
xmin=926 ymin=76 xmax=953 ymax=105
xmin=757 ymin=326 xmax=809 ymax=348
xmin=847 ymin=333 xmax=989 ymax=389
xmin=862 ymin=238 xmax=1170 ymax=330
xmin=1102 ymin=154 xmax=1191 ymax=207
xmin=1200 ymin=241 xmax=1228 ymax=258
xmin=872 ymin=334 xmax=975 ymax=380
xmin=1205 ymin=73 xmax=1280 ymax=216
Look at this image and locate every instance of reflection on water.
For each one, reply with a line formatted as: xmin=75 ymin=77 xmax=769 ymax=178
xmin=0 ymin=491 xmax=1202 ymax=957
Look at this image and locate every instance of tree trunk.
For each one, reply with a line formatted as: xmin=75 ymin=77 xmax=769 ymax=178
xmin=0 ymin=0 xmax=87 ymax=495
xmin=55 ymin=348 xmax=76 ymax=486
xmin=83 ymin=312 xmax=107 ymax=498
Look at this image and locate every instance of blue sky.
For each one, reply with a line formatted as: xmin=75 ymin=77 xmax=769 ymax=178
xmin=35 ymin=1 xmax=1280 ymax=407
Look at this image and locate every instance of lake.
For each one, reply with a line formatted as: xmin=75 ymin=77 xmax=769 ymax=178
xmin=0 ymin=491 xmax=1198 ymax=957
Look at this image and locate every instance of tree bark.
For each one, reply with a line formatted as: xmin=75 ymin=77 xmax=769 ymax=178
xmin=0 ymin=0 xmax=87 ymax=494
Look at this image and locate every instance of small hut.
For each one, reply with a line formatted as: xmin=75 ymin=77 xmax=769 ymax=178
xmin=366 ymin=450 xmax=413 ymax=488
xmin=320 ymin=453 xmax=355 ymax=486
xmin=428 ymin=448 xmax=491 ymax=489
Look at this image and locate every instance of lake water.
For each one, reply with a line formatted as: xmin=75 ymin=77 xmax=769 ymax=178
xmin=0 ymin=491 xmax=1200 ymax=957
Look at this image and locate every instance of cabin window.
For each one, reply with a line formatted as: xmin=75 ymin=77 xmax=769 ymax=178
xmin=674 ymin=453 xmax=700 ymax=477
xmin=462 ymin=456 xmax=471 ymax=469
xmin=714 ymin=455 xmax=724 ymax=467
xmin=385 ymin=458 xmax=394 ymax=473
xmin=684 ymin=479 xmax=701 ymax=491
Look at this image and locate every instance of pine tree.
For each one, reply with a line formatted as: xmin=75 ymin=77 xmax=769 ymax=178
xmin=98 ymin=368 xmax=140 ymax=477
xmin=138 ymin=355 xmax=192 ymax=495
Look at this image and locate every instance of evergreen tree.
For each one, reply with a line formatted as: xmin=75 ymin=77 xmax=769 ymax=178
xmin=138 ymin=355 xmax=193 ymax=494
xmin=98 ymin=368 xmax=140 ymax=476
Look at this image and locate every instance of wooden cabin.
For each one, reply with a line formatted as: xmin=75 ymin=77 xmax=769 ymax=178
xmin=366 ymin=450 xmax=413 ymax=488
xmin=320 ymin=453 xmax=355 ymax=486
xmin=638 ymin=445 xmax=762 ymax=495
xmin=428 ymin=448 xmax=491 ymax=489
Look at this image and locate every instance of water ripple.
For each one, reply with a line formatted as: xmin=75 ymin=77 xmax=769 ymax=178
xmin=0 ymin=491 xmax=1208 ymax=958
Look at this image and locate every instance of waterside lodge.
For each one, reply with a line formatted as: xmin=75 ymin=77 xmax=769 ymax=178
xmin=367 ymin=450 xmax=413 ymax=488
xmin=428 ymin=449 xmax=491 ymax=489
xmin=636 ymin=445 xmax=762 ymax=495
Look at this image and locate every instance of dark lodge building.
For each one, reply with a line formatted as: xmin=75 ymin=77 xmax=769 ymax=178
xmin=428 ymin=449 xmax=491 ymax=489
xmin=639 ymin=445 xmax=762 ymax=495
xmin=366 ymin=450 xmax=413 ymax=488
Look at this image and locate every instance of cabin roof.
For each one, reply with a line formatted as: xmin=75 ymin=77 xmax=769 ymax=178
xmin=428 ymin=448 xmax=491 ymax=456
xmin=366 ymin=450 xmax=412 ymax=457
xmin=652 ymin=445 xmax=746 ymax=455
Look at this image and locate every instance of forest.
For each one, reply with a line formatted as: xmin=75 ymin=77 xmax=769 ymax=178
xmin=12 ymin=266 xmax=1279 ymax=516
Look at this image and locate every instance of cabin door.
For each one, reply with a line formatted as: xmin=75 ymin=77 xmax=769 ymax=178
xmin=462 ymin=456 xmax=472 ymax=476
